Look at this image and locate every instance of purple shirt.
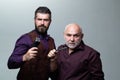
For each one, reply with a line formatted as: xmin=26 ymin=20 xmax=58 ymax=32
xmin=7 ymin=30 xmax=51 ymax=69
xmin=57 ymin=41 xmax=104 ymax=80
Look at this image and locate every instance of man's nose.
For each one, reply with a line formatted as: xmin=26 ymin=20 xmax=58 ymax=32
xmin=70 ymin=36 xmax=74 ymax=41
xmin=41 ymin=20 xmax=44 ymax=24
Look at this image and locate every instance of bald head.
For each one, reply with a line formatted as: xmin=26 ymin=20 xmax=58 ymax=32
xmin=64 ymin=23 xmax=83 ymax=34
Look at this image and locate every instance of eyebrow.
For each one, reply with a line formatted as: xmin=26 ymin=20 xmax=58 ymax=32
xmin=66 ymin=33 xmax=81 ymax=36
xmin=36 ymin=18 xmax=50 ymax=21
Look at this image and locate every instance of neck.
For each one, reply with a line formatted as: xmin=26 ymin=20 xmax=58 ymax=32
xmin=68 ymin=48 xmax=74 ymax=54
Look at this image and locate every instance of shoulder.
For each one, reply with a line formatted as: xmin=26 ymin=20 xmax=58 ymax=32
xmin=58 ymin=44 xmax=66 ymax=48
xmin=79 ymin=41 xmax=100 ymax=58
xmin=47 ymin=34 xmax=54 ymax=39
xmin=17 ymin=30 xmax=35 ymax=41
xmin=57 ymin=44 xmax=67 ymax=51
xmin=84 ymin=44 xmax=101 ymax=59
xmin=15 ymin=32 xmax=32 ymax=45
xmin=47 ymin=35 xmax=55 ymax=42
xmin=17 ymin=33 xmax=30 ymax=41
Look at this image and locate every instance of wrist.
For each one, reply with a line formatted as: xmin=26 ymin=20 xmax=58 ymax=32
xmin=50 ymin=57 xmax=56 ymax=61
xmin=22 ymin=54 xmax=28 ymax=61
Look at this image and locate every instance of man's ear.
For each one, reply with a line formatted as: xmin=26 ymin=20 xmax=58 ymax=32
xmin=81 ymin=33 xmax=84 ymax=39
xmin=34 ymin=18 xmax=36 ymax=24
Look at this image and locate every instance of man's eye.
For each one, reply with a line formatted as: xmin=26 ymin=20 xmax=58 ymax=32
xmin=66 ymin=34 xmax=71 ymax=36
xmin=44 ymin=19 xmax=49 ymax=21
xmin=74 ymin=34 xmax=80 ymax=37
xmin=37 ymin=19 xmax=42 ymax=20
xmin=37 ymin=19 xmax=50 ymax=21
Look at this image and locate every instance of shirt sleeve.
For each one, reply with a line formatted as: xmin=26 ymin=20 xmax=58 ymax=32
xmin=88 ymin=51 xmax=105 ymax=80
xmin=7 ymin=34 xmax=32 ymax=69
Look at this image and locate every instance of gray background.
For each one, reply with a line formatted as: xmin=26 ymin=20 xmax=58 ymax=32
xmin=0 ymin=0 xmax=120 ymax=80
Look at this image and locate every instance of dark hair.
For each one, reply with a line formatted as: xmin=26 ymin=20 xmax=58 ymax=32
xmin=34 ymin=6 xmax=51 ymax=19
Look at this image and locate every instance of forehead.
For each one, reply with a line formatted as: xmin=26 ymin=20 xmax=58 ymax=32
xmin=64 ymin=25 xmax=81 ymax=34
xmin=36 ymin=13 xmax=50 ymax=18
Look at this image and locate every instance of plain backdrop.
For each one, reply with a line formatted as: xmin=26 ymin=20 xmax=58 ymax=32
xmin=0 ymin=0 xmax=120 ymax=80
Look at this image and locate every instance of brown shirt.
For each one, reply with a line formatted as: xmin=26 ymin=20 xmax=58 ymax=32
xmin=10 ymin=30 xmax=56 ymax=80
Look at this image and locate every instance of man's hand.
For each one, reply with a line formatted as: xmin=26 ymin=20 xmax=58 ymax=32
xmin=48 ymin=49 xmax=57 ymax=71
xmin=23 ymin=47 xmax=38 ymax=61
xmin=47 ymin=49 xmax=56 ymax=61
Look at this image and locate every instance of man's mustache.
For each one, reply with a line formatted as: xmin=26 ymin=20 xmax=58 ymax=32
xmin=38 ymin=25 xmax=46 ymax=28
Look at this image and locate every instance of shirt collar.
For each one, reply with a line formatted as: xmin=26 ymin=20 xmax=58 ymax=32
xmin=34 ymin=29 xmax=50 ymax=40
xmin=39 ymin=34 xmax=49 ymax=40
xmin=77 ymin=40 xmax=85 ymax=50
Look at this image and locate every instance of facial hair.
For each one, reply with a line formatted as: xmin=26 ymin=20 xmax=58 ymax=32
xmin=65 ymin=40 xmax=81 ymax=49
xmin=36 ymin=25 xmax=48 ymax=34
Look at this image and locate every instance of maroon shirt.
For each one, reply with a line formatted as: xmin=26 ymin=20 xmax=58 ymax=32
xmin=57 ymin=41 xmax=104 ymax=80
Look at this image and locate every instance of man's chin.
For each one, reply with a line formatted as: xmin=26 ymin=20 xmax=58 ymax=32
xmin=35 ymin=28 xmax=47 ymax=34
xmin=38 ymin=27 xmax=47 ymax=33
xmin=67 ymin=45 xmax=76 ymax=49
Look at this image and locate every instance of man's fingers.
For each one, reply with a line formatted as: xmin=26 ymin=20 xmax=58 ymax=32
xmin=48 ymin=49 xmax=56 ymax=58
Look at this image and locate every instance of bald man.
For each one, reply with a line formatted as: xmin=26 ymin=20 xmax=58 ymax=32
xmin=48 ymin=23 xmax=104 ymax=80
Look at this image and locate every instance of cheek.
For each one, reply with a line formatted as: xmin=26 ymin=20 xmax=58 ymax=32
xmin=45 ymin=22 xmax=50 ymax=26
xmin=35 ymin=20 xmax=42 ymax=25
xmin=75 ymin=38 xmax=81 ymax=42
xmin=35 ymin=21 xmax=39 ymax=26
xmin=64 ymin=37 xmax=71 ymax=42
xmin=64 ymin=36 xmax=68 ymax=41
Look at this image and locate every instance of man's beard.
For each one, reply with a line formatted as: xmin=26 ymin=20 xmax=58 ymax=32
xmin=65 ymin=40 xmax=81 ymax=49
xmin=36 ymin=25 xmax=48 ymax=34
